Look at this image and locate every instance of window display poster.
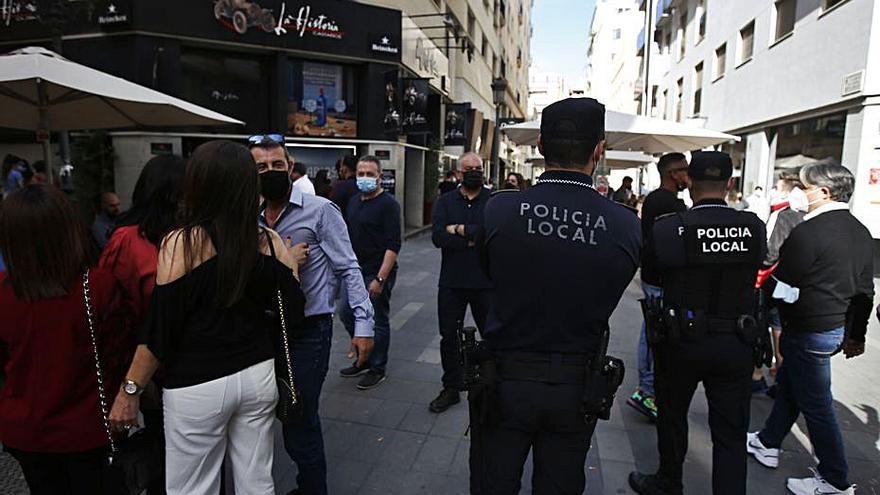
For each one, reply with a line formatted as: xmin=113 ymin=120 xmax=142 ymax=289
xmin=288 ymin=61 xmax=357 ymax=138
xmin=381 ymin=169 xmax=396 ymax=196
xmin=384 ymin=70 xmax=401 ymax=136
xmin=445 ymin=103 xmax=470 ymax=146
xmin=401 ymin=78 xmax=429 ymax=134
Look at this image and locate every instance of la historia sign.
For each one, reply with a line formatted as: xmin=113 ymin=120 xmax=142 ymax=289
xmin=214 ymin=1 xmax=344 ymax=39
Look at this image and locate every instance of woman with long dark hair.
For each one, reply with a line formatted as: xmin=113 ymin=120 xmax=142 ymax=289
xmin=0 ymin=185 xmax=133 ymax=494
xmin=108 ymin=140 xmax=304 ymax=494
xmin=99 ymin=154 xmax=186 ymax=494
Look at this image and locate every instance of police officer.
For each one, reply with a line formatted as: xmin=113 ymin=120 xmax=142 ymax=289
xmin=628 ymin=151 xmax=767 ymax=495
xmin=470 ymin=98 xmax=641 ymax=494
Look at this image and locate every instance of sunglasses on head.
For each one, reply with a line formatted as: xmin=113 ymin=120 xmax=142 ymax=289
xmin=248 ymin=134 xmax=285 ymax=146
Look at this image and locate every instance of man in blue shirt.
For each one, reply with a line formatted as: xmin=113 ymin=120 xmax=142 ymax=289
xmin=429 ymin=152 xmax=492 ymax=413
xmin=251 ymin=135 xmax=374 ymax=495
xmin=338 ymin=155 xmax=402 ymax=390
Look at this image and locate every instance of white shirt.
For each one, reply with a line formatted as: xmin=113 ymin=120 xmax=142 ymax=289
xmin=803 ymin=201 xmax=849 ymax=221
xmin=291 ymin=175 xmax=315 ymax=197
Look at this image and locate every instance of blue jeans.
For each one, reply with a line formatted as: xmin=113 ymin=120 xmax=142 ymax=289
xmin=337 ymin=267 xmax=397 ymax=374
xmin=282 ymin=315 xmax=333 ymax=495
xmin=758 ymin=327 xmax=849 ymax=489
xmin=638 ymin=281 xmax=663 ymax=397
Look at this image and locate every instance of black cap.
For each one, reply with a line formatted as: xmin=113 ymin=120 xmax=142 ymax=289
xmin=688 ymin=151 xmax=733 ymax=182
xmin=540 ymin=98 xmax=605 ymax=141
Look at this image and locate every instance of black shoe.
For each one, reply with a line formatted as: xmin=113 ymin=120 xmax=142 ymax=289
xmin=357 ymin=370 xmax=386 ymax=390
xmin=628 ymin=472 xmax=682 ymax=495
xmin=340 ymin=362 xmax=369 ymax=378
xmin=429 ymin=388 xmax=461 ymax=413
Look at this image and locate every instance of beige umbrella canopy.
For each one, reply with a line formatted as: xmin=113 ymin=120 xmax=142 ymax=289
xmin=501 ymin=109 xmax=739 ymax=152
xmin=0 ymin=46 xmax=243 ymax=172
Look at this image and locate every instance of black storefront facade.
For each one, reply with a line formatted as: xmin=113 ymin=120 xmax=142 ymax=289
xmin=0 ymin=0 xmax=444 ymax=227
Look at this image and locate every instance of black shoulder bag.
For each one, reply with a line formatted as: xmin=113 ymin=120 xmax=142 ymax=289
xmin=264 ymin=230 xmax=302 ymax=424
xmin=83 ymin=270 xmax=162 ymax=494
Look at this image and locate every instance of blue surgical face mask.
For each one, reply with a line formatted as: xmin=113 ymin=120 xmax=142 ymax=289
xmin=357 ymin=177 xmax=379 ymax=193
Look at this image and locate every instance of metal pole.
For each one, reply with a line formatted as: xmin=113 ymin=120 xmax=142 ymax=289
xmin=37 ymin=79 xmax=53 ymax=184
xmin=492 ymin=104 xmax=501 ymax=187
xmin=643 ymin=0 xmax=654 ymax=117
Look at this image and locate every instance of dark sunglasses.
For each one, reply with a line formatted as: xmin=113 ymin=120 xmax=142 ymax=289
xmin=248 ymin=134 xmax=285 ymax=146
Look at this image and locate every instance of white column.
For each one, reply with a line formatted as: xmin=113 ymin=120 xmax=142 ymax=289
xmin=112 ymin=135 xmax=182 ymax=210
xmin=842 ymin=103 xmax=880 ymax=239
xmin=744 ymin=131 xmax=771 ymax=193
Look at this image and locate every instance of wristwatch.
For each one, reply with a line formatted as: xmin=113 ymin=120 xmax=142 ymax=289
xmin=122 ymin=379 xmax=144 ymax=397
xmin=374 ymin=275 xmax=385 ymax=285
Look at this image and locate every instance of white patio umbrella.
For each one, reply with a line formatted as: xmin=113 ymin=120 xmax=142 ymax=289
xmin=527 ymin=150 xmax=653 ymax=170
xmin=0 ymin=47 xmax=243 ymax=173
xmin=501 ymin=109 xmax=739 ymax=152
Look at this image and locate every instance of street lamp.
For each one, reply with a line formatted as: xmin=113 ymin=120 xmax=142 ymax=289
xmin=490 ymin=78 xmax=508 ymax=187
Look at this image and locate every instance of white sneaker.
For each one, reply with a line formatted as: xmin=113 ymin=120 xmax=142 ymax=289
xmin=746 ymin=431 xmax=780 ymax=468
xmin=786 ymin=468 xmax=854 ymax=494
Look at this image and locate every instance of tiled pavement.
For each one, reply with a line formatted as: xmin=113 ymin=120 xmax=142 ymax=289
xmin=3 ymin=233 xmax=879 ymax=494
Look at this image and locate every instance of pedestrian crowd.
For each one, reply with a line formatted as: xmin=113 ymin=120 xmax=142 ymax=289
xmin=0 ymin=99 xmax=876 ymax=495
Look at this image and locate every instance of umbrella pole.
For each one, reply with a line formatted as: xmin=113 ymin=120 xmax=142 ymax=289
xmin=37 ymin=79 xmax=54 ymax=184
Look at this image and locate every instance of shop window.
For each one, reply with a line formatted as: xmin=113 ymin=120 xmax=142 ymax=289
xmin=714 ymin=43 xmax=726 ymax=80
xmin=180 ymin=48 xmax=268 ymax=133
xmin=287 ymin=59 xmax=358 ymax=138
xmin=693 ymin=62 xmax=703 ymax=116
xmin=738 ymin=21 xmax=755 ymax=64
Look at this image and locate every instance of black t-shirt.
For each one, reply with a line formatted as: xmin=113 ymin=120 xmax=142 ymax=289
xmin=330 ymin=178 xmax=359 ymax=220
xmin=431 ymin=187 xmax=492 ymax=289
xmin=640 ymin=188 xmax=686 ymax=285
xmin=481 ymin=170 xmax=641 ymax=354
xmin=142 ymin=254 xmax=305 ymax=389
xmin=346 ymin=192 xmax=402 ymax=276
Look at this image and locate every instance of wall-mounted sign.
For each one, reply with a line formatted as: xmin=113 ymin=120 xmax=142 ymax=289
xmin=0 ymin=0 xmax=131 ymax=29
xmin=214 ymin=1 xmax=343 ymax=39
xmin=402 ymin=78 xmax=429 ymax=134
xmin=401 ymin=16 xmax=449 ymax=95
xmin=97 ymin=2 xmax=130 ymax=26
xmin=383 ymin=70 xmax=401 ymax=136
xmin=375 ymin=149 xmax=391 ymax=160
xmin=371 ymin=33 xmax=399 ymax=56
xmin=381 ymin=169 xmax=396 ymax=196
xmin=151 ymin=142 xmax=174 ymax=155
xmin=445 ymin=103 xmax=470 ymax=146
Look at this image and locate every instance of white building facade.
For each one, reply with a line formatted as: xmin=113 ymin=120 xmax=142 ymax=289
xmin=640 ymin=0 xmax=880 ymax=241
xmin=586 ymin=0 xmax=645 ymax=113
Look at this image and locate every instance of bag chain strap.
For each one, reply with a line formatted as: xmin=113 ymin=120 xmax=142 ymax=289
xmin=276 ymin=288 xmax=297 ymax=405
xmin=82 ymin=270 xmax=118 ymax=463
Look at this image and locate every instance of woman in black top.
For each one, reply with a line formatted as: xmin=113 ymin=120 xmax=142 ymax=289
xmin=109 ymin=141 xmax=304 ymax=495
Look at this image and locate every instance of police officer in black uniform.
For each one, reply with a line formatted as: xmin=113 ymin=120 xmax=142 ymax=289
xmin=470 ymin=98 xmax=641 ymax=494
xmin=628 ymin=151 xmax=767 ymax=495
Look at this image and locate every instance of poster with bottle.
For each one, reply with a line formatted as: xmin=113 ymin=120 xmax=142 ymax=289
xmin=288 ymin=61 xmax=357 ymax=138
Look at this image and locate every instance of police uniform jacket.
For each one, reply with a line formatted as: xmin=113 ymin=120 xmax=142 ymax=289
xmin=649 ymin=199 xmax=767 ymax=320
xmin=481 ymin=170 xmax=641 ymax=355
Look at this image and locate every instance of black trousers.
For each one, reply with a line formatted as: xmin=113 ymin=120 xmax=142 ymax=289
xmin=469 ymin=379 xmax=597 ymax=495
xmin=438 ymin=287 xmax=490 ymax=390
xmin=6 ymin=445 xmax=125 ymax=495
xmin=654 ymin=332 xmax=753 ymax=495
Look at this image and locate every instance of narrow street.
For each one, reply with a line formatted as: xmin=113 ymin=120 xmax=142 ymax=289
xmin=2 ymin=233 xmax=878 ymax=494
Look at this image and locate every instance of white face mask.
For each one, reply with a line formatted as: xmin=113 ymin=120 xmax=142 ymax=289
xmin=788 ymin=187 xmax=823 ymax=212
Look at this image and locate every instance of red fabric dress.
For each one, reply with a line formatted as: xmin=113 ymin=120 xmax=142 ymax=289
xmin=98 ymin=225 xmax=159 ymax=322
xmin=0 ymin=268 xmax=134 ymax=453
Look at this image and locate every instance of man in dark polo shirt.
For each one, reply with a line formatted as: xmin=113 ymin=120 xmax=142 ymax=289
xmin=337 ymin=155 xmax=402 ymax=390
xmin=627 ymin=152 xmax=690 ymax=420
xmin=429 ymin=151 xmax=492 ymax=413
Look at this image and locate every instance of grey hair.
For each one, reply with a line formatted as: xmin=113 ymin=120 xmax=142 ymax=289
xmin=459 ymin=152 xmax=483 ymax=169
xmin=799 ymin=160 xmax=854 ymax=203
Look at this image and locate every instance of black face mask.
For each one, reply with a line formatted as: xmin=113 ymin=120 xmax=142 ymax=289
xmin=260 ymin=170 xmax=291 ymax=201
xmin=462 ymin=170 xmax=484 ymax=190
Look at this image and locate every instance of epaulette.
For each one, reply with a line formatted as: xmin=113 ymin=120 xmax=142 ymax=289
xmin=654 ymin=211 xmax=677 ymax=222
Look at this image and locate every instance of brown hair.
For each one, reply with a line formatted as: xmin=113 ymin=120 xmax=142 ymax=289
xmin=0 ymin=185 xmax=91 ymax=301
xmin=179 ymin=140 xmax=260 ymax=308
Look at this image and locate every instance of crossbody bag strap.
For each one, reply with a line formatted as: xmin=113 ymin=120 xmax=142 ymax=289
xmin=263 ymin=229 xmax=297 ymax=406
xmin=82 ymin=269 xmax=118 ymax=464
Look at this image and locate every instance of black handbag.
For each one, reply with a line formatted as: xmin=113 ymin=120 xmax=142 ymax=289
xmin=82 ymin=269 xmax=161 ymax=494
xmin=265 ymin=230 xmax=302 ymax=424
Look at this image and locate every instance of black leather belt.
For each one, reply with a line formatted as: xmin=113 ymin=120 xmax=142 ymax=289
xmin=495 ymin=351 xmax=590 ymax=384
